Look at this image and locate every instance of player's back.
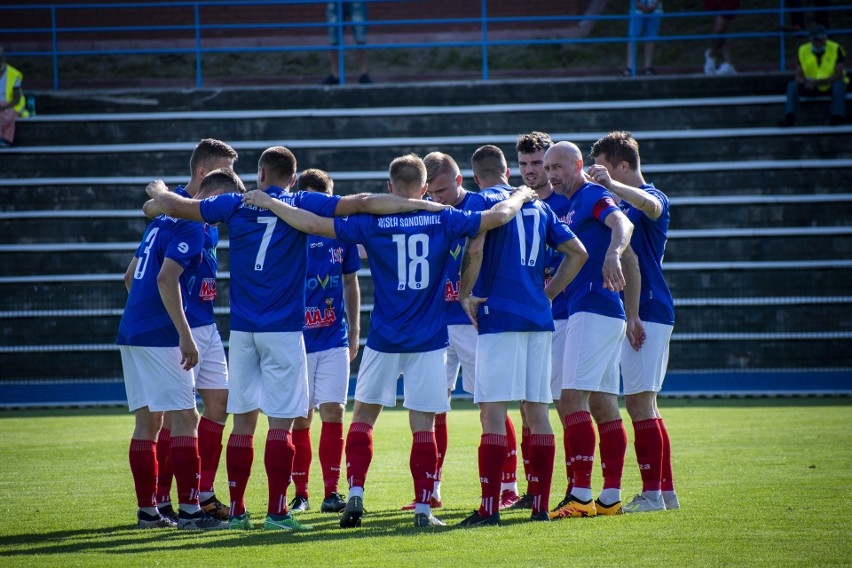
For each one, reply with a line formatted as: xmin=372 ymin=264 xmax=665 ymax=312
xmin=334 ymin=208 xmax=481 ymax=353
xmin=117 ymin=215 xmax=203 ymax=346
xmin=466 ymin=185 xmax=571 ymax=334
xmin=175 ymin=185 xmax=219 ymax=329
xmin=199 ymin=187 xmax=339 ymax=333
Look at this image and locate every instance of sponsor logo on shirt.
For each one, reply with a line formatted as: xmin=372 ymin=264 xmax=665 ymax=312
xmin=329 ymin=246 xmax=344 ymax=265
xmin=177 ymin=242 xmax=189 ymax=253
xmin=305 ymin=298 xmax=337 ymax=329
xmin=200 ymin=278 xmax=216 ymax=302
xmin=449 ymin=243 xmax=462 ymax=261
xmin=444 ymin=279 xmax=460 ymax=302
xmin=307 ymin=274 xmax=341 ymax=290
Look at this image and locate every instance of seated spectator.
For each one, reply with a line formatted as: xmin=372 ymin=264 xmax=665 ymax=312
xmin=0 ymin=47 xmax=29 ymax=147
xmin=781 ymin=25 xmax=848 ymax=126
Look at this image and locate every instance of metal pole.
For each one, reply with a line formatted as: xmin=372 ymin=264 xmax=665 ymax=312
xmin=51 ymin=6 xmax=59 ymax=90
xmin=195 ymin=3 xmax=202 ymax=88
xmin=481 ymin=0 xmax=488 ymax=81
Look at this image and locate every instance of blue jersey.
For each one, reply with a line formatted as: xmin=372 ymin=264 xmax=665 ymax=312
xmin=334 ymin=208 xmax=482 ymax=353
xmin=199 ymin=187 xmax=340 ymax=333
xmin=541 ymin=190 xmax=573 ymax=321
xmin=442 ymin=191 xmax=474 ymax=326
xmin=563 ymin=182 xmax=625 ymax=320
xmin=304 ymin=236 xmax=361 ymax=353
xmin=175 ymin=185 xmax=219 ymax=329
xmin=117 ymin=215 xmax=204 ymax=346
xmin=620 ymin=183 xmax=675 ymax=325
xmin=465 ymin=185 xmax=576 ymax=334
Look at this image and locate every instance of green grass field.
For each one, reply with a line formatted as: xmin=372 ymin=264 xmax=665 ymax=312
xmin=1 ymin=399 xmax=850 ymax=566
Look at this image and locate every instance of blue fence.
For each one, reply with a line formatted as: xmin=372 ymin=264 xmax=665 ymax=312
xmin=1 ymin=0 xmax=850 ymax=88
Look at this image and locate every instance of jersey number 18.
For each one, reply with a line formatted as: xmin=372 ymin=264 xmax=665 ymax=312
xmin=392 ymin=233 xmax=429 ymax=290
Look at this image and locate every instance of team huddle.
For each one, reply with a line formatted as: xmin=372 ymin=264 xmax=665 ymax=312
xmin=118 ymin=130 xmax=679 ymax=531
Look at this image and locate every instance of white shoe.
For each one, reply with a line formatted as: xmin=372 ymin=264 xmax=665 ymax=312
xmin=716 ymin=62 xmax=736 ymax=75
xmin=663 ymin=491 xmax=680 ymax=510
xmin=703 ymin=49 xmax=716 ymax=76
xmin=623 ymin=494 xmax=666 ymax=513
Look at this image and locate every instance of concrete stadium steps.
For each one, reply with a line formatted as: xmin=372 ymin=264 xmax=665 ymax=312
xmin=0 ymin=218 xmax=151 ymax=244
xmin=666 ymin=267 xmax=852 ymax=298
xmin=14 ymin=101 xmax=852 ymax=149
xmin=6 ymin=130 xmax=852 ymax=180
xmin=669 ymin=339 xmax=848 ymax=369
xmin=30 ymin=75 xmax=793 ymax=115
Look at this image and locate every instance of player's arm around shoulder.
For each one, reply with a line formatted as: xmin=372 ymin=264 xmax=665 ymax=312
xmin=333 ymin=192 xmax=449 ymax=217
xmin=478 ymin=185 xmax=536 ymax=232
xmin=146 ymin=179 xmax=205 ymax=222
xmin=586 ymin=166 xmax=663 ymax=219
xmin=243 ymin=189 xmax=336 ymax=238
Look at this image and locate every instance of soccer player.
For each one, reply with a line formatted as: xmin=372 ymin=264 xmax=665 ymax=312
xmin=457 ymin=145 xmax=588 ymax=527
xmin=395 ymin=151 xmax=473 ymax=512
xmin=142 ymin=139 xmax=238 ymax=524
xmin=119 ymin=173 xmax=243 ymax=531
xmin=288 ymin=169 xmax=360 ymax=515
xmin=511 ymin=130 xmax=575 ymax=509
xmin=543 ymin=141 xmax=640 ymax=520
xmin=588 ymin=131 xmax=679 ymax=512
xmin=242 ymin=153 xmax=535 ymax=529
xmin=147 ymin=146 xmax=448 ymax=532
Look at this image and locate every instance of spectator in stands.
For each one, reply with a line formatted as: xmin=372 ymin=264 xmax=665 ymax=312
xmin=324 ymin=1 xmax=371 ymax=85
xmin=624 ymin=1 xmax=663 ymax=76
xmin=0 ymin=47 xmax=29 ymax=147
xmin=781 ymin=25 xmax=848 ymax=127
xmin=703 ymin=0 xmax=739 ymax=76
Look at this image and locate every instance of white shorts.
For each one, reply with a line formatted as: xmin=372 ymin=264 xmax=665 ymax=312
xmin=227 ymin=330 xmax=309 ymax=419
xmin=307 ymin=346 xmax=350 ymax=407
xmin=550 ymin=318 xmax=569 ymax=400
xmin=355 ymin=347 xmax=450 ymax=413
xmin=562 ymin=312 xmax=626 ymax=395
xmin=446 ymin=324 xmax=477 ymax=394
xmin=620 ymin=321 xmax=673 ymax=395
xmin=474 ymin=331 xmax=552 ymax=404
xmin=191 ymin=323 xmax=228 ymax=390
xmin=120 ymin=345 xmax=196 ymax=412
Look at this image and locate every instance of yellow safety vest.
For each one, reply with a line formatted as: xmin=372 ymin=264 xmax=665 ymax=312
xmin=3 ymin=64 xmax=28 ymax=117
xmin=799 ymin=40 xmax=849 ymax=93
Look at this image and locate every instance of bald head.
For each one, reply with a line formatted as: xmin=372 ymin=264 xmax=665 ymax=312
xmin=543 ymin=141 xmax=585 ymax=196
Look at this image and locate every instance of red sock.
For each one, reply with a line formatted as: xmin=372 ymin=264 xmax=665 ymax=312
xmin=319 ymin=421 xmax=344 ymax=497
xmin=345 ymin=422 xmax=373 ymax=489
xmin=155 ymin=429 xmax=172 ymax=504
xmin=411 ymin=431 xmax=438 ymax=504
xmin=658 ymin=418 xmax=675 ymax=492
xmin=502 ymin=416 xmax=517 ymax=485
xmin=170 ymin=436 xmax=200 ymax=506
xmin=226 ymin=434 xmax=254 ymax=517
xmin=528 ymin=433 xmax=555 ymax=515
xmin=598 ymin=419 xmax=627 ymax=491
xmin=198 ymin=417 xmax=224 ymax=495
xmin=633 ymin=419 xmax=663 ymax=492
xmin=265 ymin=429 xmax=295 ymax=516
xmin=478 ymin=433 xmax=507 ymax=516
xmin=291 ymin=427 xmax=312 ymax=498
xmin=562 ymin=423 xmax=573 ymax=495
xmin=520 ymin=427 xmax=532 ymax=489
xmin=434 ymin=413 xmax=448 ymax=483
xmin=129 ymin=439 xmax=157 ymax=508
xmin=565 ymin=411 xmax=595 ymax=490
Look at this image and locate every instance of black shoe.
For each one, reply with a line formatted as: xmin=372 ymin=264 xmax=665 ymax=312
xmin=0 ymin=139 xmax=10 ymax=148
xmin=621 ymin=67 xmax=632 ymax=76
xmin=321 ymin=492 xmax=347 ymax=513
xmin=339 ymin=496 xmax=364 ymax=528
xmin=137 ymin=510 xmax=177 ymax=529
xmin=200 ymin=495 xmax=230 ymax=520
xmin=457 ymin=509 xmax=500 ymax=527
xmin=177 ymin=508 xmax=228 ymax=530
xmin=778 ymin=113 xmax=796 ymax=127
xmin=289 ymin=495 xmax=310 ymax=512
xmin=157 ymin=504 xmax=179 ymax=523
xmin=508 ymin=493 xmax=534 ymax=510
xmin=828 ymin=115 xmax=845 ymax=126
xmin=530 ymin=511 xmax=551 ymax=522
xmin=358 ymin=73 xmax=372 ymax=84
xmin=322 ymin=74 xmax=339 ymax=85
xmin=641 ymin=67 xmax=656 ymax=75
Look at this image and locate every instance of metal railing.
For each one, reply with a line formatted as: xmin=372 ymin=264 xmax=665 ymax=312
xmin=1 ymin=0 xmax=849 ymax=89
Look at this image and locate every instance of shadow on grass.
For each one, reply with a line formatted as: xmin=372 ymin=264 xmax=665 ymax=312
xmin=0 ymin=506 xmax=532 ymax=556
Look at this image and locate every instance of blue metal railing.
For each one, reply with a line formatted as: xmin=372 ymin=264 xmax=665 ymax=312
xmin=1 ymin=0 xmax=848 ymax=89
